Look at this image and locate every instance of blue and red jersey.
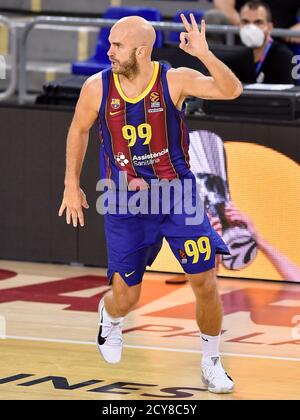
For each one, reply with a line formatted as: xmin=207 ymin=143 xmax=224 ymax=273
xmin=98 ymin=61 xmax=191 ymax=188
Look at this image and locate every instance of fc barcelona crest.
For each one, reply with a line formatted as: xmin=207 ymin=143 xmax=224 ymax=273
xmin=111 ymin=98 xmax=121 ymax=109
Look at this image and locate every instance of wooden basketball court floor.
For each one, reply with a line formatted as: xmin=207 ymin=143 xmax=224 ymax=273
xmin=0 ymin=259 xmax=300 ymax=400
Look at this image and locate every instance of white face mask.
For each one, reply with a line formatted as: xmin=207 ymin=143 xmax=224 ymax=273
xmin=239 ymin=24 xmax=265 ymax=48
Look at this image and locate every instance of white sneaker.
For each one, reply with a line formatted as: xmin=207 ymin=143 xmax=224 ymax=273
xmin=201 ymin=356 xmax=235 ymax=394
xmin=97 ymin=298 xmax=123 ymax=364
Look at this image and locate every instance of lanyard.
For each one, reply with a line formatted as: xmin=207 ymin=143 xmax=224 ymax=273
xmin=256 ymin=37 xmax=274 ymax=75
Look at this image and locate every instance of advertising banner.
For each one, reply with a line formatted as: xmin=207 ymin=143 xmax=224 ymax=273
xmin=150 ymin=126 xmax=300 ymax=283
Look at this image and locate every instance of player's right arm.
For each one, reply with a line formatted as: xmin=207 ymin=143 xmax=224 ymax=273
xmin=213 ymin=0 xmax=241 ymax=26
xmin=58 ymin=73 xmax=102 ymax=227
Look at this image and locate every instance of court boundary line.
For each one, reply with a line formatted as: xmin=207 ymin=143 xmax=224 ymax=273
xmin=4 ymin=335 xmax=300 ymax=363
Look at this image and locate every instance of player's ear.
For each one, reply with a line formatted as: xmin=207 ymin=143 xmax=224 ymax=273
xmin=136 ymin=46 xmax=147 ymax=58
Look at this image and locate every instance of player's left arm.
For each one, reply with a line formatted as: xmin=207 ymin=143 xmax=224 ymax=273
xmin=176 ymin=14 xmax=243 ymax=101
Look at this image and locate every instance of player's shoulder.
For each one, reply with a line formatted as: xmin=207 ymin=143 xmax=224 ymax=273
xmin=77 ymin=72 xmax=104 ymax=111
xmin=82 ymin=71 xmax=103 ymax=96
xmin=166 ymin=66 xmax=200 ymax=83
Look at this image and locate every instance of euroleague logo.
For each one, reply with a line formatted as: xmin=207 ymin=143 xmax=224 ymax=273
xmin=149 ymin=91 xmax=163 ymax=113
xmin=150 ymin=92 xmax=160 ymax=103
xmin=179 ymin=249 xmax=188 ymax=265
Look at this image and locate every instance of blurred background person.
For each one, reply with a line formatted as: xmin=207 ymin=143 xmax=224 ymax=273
xmin=212 ymin=0 xmax=300 ymax=46
xmin=203 ymin=8 xmax=230 ymax=45
xmin=239 ymin=1 xmax=295 ymax=83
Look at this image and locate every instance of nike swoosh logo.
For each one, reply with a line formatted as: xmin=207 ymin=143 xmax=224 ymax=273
xmin=125 ymin=271 xmax=135 ymax=278
xmin=98 ymin=306 xmax=107 ymax=345
xmin=109 ymin=111 xmax=121 ymax=116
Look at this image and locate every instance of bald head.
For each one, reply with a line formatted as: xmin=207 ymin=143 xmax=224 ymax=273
xmin=110 ymin=16 xmax=156 ymax=51
xmin=108 ymin=16 xmax=156 ymax=76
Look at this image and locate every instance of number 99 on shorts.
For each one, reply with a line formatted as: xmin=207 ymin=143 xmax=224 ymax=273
xmin=184 ymin=237 xmax=211 ymax=263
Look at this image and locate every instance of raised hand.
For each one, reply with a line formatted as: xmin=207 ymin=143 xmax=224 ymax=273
xmin=179 ymin=13 xmax=210 ymax=59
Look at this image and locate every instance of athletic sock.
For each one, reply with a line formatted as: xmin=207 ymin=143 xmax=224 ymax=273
xmin=201 ymin=333 xmax=220 ymax=361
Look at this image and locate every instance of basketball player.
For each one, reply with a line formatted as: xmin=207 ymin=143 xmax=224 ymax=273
xmin=59 ymin=14 xmax=243 ymax=394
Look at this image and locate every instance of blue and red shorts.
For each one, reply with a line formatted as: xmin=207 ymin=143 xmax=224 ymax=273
xmin=103 ymin=174 xmax=230 ymax=286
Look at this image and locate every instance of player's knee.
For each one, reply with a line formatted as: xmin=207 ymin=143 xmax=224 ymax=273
xmin=188 ymin=269 xmax=217 ymax=297
xmin=114 ymin=293 xmax=139 ymax=316
xmin=115 ymin=302 xmax=131 ymax=317
xmin=112 ymin=280 xmax=141 ymax=315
